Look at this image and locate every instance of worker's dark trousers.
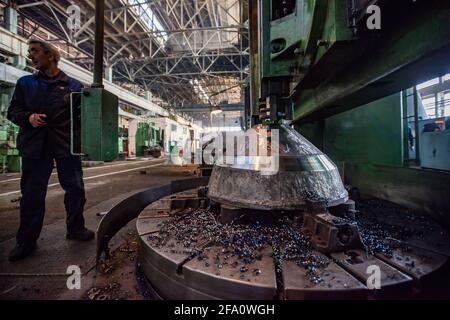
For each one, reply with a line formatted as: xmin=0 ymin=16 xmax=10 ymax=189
xmin=16 ymin=156 xmax=86 ymax=245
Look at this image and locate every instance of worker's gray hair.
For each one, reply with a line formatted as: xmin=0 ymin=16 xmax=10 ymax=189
xmin=28 ymin=39 xmax=61 ymax=64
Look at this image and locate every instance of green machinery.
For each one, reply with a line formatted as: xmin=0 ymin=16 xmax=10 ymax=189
xmin=78 ymin=0 xmax=119 ymax=162
xmin=0 ymin=86 xmax=119 ymax=165
xmin=0 ymin=88 xmax=20 ymax=173
xmin=0 ymin=86 xmax=119 ymax=166
xmin=79 ymin=88 xmax=119 ymax=162
xmin=0 ymin=121 xmax=20 ymax=173
xmin=249 ymin=0 xmax=450 ymax=126
xmin=118 ymin=137 xmax=123 ymax=154
xmin=247 ymin=0 xmax=450 ymax=224
xmin=135 ymin=122 xmax=160 ymax=157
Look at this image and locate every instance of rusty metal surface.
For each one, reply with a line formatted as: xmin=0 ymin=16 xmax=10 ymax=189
xmin=330 ymin=250 xmax=413 ymax=292
xmin=375 ymin=243 xmax=448 ymax=280
xmin=183 ymin=246 xmax=277 ymax=300
xmin=138 ymin=228 xmax=213 ymax=299
xmin=96 ymin=184 xmax=171 ymax=260
xmin=137 ymin=218 xmax=170 ymax=236
xmin=138 ymin=208 xmax=171 ymax=218
xmin=96 ymin=177 xmax=209 ymax=261
xmin=140 ymin=232 xmax=195 ymax=277
xmin=283 ymin=258 xmax=368 ymax=299
xmin=170 ymin=198 xmax=206 ymax=210
xmin=138 ymin=189 xmax=215 ymax=289
xmin=134 ymin=189 xmax=450 ymax=299
xmin=138 ymin=198 xmax=278 ymax=299
xmin=142 ymin=200 xmax=172 ymax=210
xmin=207 ymin=123 xmax=348 ymax=210
xmin=138 ymin=241 xmax=218 ymax=300
xmin=387 ymin=223 xmax=450 ymax=258
xmin=355 ymin=199 xmax=450 ymax=257
xmin=302 ymin=213 xmax=365 ymax=253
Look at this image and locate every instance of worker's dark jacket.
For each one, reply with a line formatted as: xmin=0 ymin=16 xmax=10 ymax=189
xmin=7 ymin=71 xmax=82 ymax=159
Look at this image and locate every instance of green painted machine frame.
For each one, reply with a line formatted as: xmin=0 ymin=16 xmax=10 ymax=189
xmin=260 ymin=0 xmax=351 ymax=79
xmin=250 ymin=0 xmax=450 ymax=226
xmin=80 ymin=88 xmax=119 ymax=161
xmin=135 ymin=122 xmax=161 ymax=157
xmin=253 ymin=0 xmax=450 ymax=124
xmin=0 ymin=122 xmax=20 ymax=173
xmin=135 ymin=122 xmax=149 ymax=157
xmin=1 ymin=88 xmax=20 ymax=172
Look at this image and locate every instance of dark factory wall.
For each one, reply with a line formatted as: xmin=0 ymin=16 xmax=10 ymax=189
xmin=323 ymin=93 xmax=404 ymax=168
xmin=298 ymin=93 xmax=450 ymax=227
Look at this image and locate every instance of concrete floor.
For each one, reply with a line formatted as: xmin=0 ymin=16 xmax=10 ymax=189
xmin=0 ymin=159 xmax=198 ymax=299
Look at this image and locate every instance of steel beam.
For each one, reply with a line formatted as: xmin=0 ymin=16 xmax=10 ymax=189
xmin=104 ymin=25 xmax=244 ymax=38
xmin=129 ymin=70 xmax=247 ymax=78
xmin=15 ymin=0 xmax=249 ymax=108
xmin=93 ymin=0 xmax=105 ymax=87
xmin=291 ymin=1 xmax=450 ymax=123
xmin=176 ymin=103 xmax=244 ymax=112
xmin=17 ymin=1 xmax=46 ymax=9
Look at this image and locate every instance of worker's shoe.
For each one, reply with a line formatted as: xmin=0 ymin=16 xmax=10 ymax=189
xmin=8 ymin=242 xmax=37 ymax=262
xmin=66 ymin=228 xmax=95 ymax=241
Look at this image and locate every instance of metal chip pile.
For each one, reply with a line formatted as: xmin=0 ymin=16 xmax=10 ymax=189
xmin=148 ymin=208 xmax=330 ymax=284
xmin=146 ymin=197 xmax=441 ymax=285
xmin=148 ymin=208 xmax=219 ymax=253
xmin=354 ymin=199 xmax=429 ymax=256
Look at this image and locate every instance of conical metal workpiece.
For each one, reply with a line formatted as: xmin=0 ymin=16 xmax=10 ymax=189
xmin=207 ymin=123 xmax=348 ymax=210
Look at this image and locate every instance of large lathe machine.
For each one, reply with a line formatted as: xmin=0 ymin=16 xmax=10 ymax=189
xmin=96 ymin=0 xmax=450 ymax=299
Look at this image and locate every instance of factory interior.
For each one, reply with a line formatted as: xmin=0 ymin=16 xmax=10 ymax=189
xmin=0 ymin=0 xmax=450 ymax=304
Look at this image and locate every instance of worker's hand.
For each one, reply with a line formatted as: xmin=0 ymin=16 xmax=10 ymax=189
xmin=29 ymin=113 xmax=47 ymax=128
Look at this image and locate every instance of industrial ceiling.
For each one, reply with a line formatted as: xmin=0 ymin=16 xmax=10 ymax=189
xmin=8 ymin=0 xmax=249 ymax=125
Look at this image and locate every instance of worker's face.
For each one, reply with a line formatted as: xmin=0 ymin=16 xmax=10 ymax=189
xmin=27 ymin=43 xmax=54 ymax=72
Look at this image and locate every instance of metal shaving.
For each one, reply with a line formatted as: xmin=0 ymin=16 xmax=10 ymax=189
xmin=148 ymin=208 xmax=329 ymax=284
xmin=353 ymin=199 xmax=428 ymax=256
xmin=146 ymin=197 xmax=443 ymax=285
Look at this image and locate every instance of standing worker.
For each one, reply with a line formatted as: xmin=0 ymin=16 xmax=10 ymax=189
xmin=7 ymin=39 xmax=94 ymax=262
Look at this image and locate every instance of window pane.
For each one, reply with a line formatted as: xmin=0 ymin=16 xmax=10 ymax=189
xmin=422 ymin=96 xmax=436 ymax=118
xmin=416 ymin=78 xmax=440 ymax=90
xmin=444 ymin=93 xmax=450 ymax=117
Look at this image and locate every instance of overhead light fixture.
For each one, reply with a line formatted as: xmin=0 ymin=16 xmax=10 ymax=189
xmin=211 ymin=105 xmax=222 ymax=115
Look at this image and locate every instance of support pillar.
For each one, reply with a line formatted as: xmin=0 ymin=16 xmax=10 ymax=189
xmin=105 ymin=66 xmax=113 ymax=82
xmin=413 ymin=86 xmax=421 ymax=166
xmin=92 ymin=0 xmax=105 ymax=88
xmin=144 ymin=90 xmax=152 ymax=101
xmin=4 ymin=4 xmax=18 ymax=34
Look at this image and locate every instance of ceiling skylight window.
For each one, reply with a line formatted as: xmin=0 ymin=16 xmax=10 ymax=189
xmin=190 ymin=79 xmax=210 ymax=104
xmin=127 ymin=0 xmax=168 ymax=44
